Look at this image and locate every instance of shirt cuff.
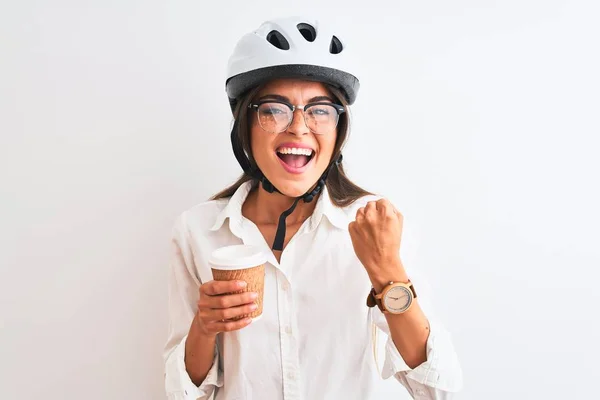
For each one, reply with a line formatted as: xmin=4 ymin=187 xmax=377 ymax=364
xmin=381 ymin=319 xmax=463 ymax=392
xmin=165 ymin=334 xmax=223 ymax=400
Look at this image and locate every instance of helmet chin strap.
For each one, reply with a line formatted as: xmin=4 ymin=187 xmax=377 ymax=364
xmin=231 ymin=121 xmax=342 ymax=251
xmin=267 ymin=172 xmax=328 ymax=251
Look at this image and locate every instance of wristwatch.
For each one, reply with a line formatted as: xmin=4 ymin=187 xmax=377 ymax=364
xmin=366 ymin=281 xmax=417 ymax=314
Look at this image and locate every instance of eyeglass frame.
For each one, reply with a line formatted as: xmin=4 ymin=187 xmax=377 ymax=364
xmin=248 ymin=100 xmax=346 ymax=134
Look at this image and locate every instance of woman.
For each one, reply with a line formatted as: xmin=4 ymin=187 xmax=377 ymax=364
xmin=164 ymin=16 xmax=462 ymax=399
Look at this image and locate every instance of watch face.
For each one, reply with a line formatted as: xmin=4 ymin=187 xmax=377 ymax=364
xmin=383 ymin=286 xmax=412 ymax=313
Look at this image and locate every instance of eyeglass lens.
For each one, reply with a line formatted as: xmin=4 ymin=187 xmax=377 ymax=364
xmin=256 ymin=102 xmax=339 ymax=134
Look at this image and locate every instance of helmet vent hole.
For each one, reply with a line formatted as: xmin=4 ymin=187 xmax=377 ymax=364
xmin=297 ymin=23 xmax=316 ymax=42
xmin=266 ymin=30 xmax=290 ymax=50
xmin=329 ymin=35 xmax=343 ymax=54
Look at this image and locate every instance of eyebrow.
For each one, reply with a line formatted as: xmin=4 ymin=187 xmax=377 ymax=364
xmin=257 ymin=94 xmax=335 ymax=103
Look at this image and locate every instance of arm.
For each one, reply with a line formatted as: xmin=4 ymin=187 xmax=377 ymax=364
xmin=350 ymin=198 xmax=428 ymax=367
xmin=369 ymin=263 xmax=462 ymax=398
xmin=164 ymin=213 xmax=259 ymax=399
xmin=186 ymin=280 xmax=258 ymax=385
xmin=185 ymin=316 xmax=218 ymax=385
xmin=370 ymin=260 xmax=429 ymax=369
xmin=350 ymin=199 xmax=462 ymax=398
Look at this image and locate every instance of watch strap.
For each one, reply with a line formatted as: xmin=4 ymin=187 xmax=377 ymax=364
xmin=366 ymin=288 xmax=378 ymax=308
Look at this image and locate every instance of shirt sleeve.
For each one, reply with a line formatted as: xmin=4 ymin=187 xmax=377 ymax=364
xmin=370 ymin=216 xmax=463 ymax=399
xmin=372 ymin=312 xmax=463 ymax=399
xmin=163 ymin=213 xmax=224 ymax=399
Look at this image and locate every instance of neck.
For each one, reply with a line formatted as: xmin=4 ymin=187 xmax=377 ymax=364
xmin=243 ymin=182 xmax=320 ymax=226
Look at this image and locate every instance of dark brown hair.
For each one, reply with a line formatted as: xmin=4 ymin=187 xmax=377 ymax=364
xmin=211 ymin=83 xmax=372 ymax=207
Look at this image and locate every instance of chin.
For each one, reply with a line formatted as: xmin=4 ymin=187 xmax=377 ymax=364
xmin=269 ymin=179 xmax=314 ymax=198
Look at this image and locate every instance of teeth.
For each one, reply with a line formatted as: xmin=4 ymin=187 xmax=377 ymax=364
xmin=277 ymin=147 xmax=313 ymax=156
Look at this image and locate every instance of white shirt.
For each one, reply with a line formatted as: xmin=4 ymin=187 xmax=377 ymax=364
xmin=163 ymin=181 xmax=462 ymax=400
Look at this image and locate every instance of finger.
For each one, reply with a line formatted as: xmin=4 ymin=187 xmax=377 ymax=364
xmin=348 ymin=221 xmax=359 ymax=237
xmin=204 ymin=302 xmax=258 ymax=322
xmin=202 ymin=291 xmax=259 ymax=309
xmin=375 ymin=198 xmax=390 ymax=211
xmin=386 ymin=207 xmax=397 ymax=219
xmin=365 ymin=201 xmax=377 ymax=214
xmin=384 ymin=201 xmax=403 ymax=221
xmin=210 ymin=317 xmax=253 ymax=333
xmin=376 ymin=199 xmax=397 ymax=219
xmin=395 ymin=208 xmax=403 ymax=222
xmin=381 ymin=201 xmax=396 ymax=219
xmin=201 ymin=280 xmax=247 ymax=296
xmin=365 ymin=201 xmax=379 ymax=222
xmin=355 ymin=207 xmax=365 ymax=221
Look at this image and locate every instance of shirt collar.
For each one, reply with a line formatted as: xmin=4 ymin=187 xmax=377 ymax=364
xmin=308 ymin=184 xmax=349 ymax=231
xmin=209 ymin=180 xmax=254 ymax=232
xmin=209 ymin=181 xmax=350 ymax=233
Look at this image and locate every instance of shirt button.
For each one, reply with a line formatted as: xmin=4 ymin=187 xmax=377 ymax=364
xmin=285 ymin=326 xmax=292 ymax=335
xmin=416 ymin=389 xmax=426 ymax=396
xmin=287 ymin=371 xmax=296 ymax=380
xmin=281 ymin=281 xmax=290 ymax=291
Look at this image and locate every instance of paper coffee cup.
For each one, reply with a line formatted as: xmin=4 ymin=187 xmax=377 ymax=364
xmin=209 ymin=244 xmax=267 ymax=321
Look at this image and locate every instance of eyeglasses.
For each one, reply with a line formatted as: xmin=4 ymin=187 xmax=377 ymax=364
xmin=249 ymin=100 xmax=345 ymax=135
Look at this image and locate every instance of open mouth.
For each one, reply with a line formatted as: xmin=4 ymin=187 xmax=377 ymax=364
xmin=276 ymin=146 xmax=315 ymax=171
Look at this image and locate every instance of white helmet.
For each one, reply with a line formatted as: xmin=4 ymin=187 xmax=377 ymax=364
xmin=225 ymin=16 xmax=360 ymax=110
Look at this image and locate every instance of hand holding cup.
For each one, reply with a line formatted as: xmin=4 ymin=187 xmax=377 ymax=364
xmin=194 ymin=280 xmax=258 ymax=336
xmin=195 ymin=244 xmax=267 ymax=337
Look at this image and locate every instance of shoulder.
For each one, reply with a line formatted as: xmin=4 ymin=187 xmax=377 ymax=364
xmin=347 ymin=194 xmax=384 ymax=209
xmin=334 ymin=193 xmax=410 ymax=227
xmin=172 ymin=198 xmax=230 ymax=236
xmin=337 ymin=193 xmax=384 ymax=220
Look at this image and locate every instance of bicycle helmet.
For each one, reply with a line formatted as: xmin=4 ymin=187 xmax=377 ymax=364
xmin=226 ymin=16 xmax=360 ymax=111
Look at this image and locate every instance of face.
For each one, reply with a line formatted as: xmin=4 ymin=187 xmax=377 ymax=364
xmin=249 ymin=79 xmax=340 ymax=197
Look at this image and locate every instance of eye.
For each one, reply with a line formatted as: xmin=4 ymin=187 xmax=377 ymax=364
xmin=259 ymin=103 xmax=288 ymax=115
xmin=312 ymin=107 xmax=331 ymax=116
xmin=307 ymin=105 xmax=334 ymax=117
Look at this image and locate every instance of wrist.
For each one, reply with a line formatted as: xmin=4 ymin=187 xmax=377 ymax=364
xmin=368 ymin=258 xmax=409 ymax=292
xmin=192 ymin=314 xmax=218 ymax=340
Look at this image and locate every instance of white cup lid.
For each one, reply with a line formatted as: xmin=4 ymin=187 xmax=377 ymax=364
xmin=208 ymin=244 xmax=268 ymax=270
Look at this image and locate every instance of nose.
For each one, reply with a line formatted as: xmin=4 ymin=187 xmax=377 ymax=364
xmin=286 ymin=108 xmax=310 ymax=136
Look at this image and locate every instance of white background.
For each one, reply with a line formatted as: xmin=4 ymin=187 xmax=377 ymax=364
xmin=1 ymin=1 xmax=599 ymax=399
